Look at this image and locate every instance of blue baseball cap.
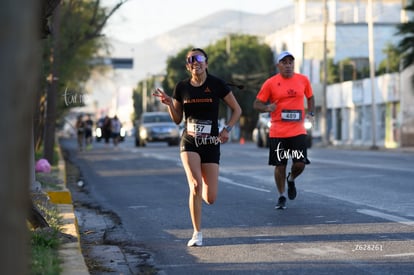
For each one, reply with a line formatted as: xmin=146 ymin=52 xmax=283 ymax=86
xmin=277 ymin=51 xmax=295 ymax=63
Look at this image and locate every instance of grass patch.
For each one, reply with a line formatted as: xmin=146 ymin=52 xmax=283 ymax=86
xmin=30 ymin=178 xmax=64 ymax=274
xmin=30 ymin=228 xmax=62 ymax=275
xmin=30 ymin=142 xmax=78 ymax=274
xmin=29 ymin=203 xmax=63 ymax=275
xmin=36 ymin=169 xmax=64 ymax=191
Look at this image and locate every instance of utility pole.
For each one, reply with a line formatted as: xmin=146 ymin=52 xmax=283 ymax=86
xmin=226 ymin=34 xmax=232 ymax=139
xmin=44 ymin=4 xmax=61 ymax=163
xmin=321 ymin=0 xmax=329 ymax=145
xmin=142 ymin=78 xmax=147 ymax=113
xmin=368 ymin=0 xmax=378 ymax=149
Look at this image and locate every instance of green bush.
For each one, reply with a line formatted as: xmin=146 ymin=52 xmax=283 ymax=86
xmin=30 ymin=228 xmax=62 ymax=275
xmin=30 ymin=197 xmax=63 ymax=274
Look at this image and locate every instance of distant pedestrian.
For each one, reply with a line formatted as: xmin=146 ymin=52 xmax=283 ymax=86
xmin=84 ymin=114 xmax=94 ymax=150
xmin=102 ymin=115 xmax=112 ymax=145
xmin=253 ymin=51 xmax=315 ymax=210
xmin=75 ymin=114 xmax=85 ymax=151
xmin=111 ymin=115 xmax=122 ymax=148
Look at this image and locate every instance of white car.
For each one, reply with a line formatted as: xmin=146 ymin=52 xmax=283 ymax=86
xmin=135 ymin=112 xmax=180 ymax=147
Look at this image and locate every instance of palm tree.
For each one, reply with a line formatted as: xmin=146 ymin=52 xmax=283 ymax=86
xmin=396 ymin=0 xmax=414 ymax=71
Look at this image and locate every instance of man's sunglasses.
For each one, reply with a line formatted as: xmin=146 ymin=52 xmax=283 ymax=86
xmin=186 ymin=55 xmax=206 ymax=64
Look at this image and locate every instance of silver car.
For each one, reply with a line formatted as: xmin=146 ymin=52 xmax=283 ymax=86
xmin=135 ymin=112 xmax=180 ymax=147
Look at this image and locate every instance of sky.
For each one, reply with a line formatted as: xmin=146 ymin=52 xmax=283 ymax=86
xmin=103 ymin=0 xmax=293 ymax=44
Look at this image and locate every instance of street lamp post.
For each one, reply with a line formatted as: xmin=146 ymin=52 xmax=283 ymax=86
xmin=142 ymin=78 xmax=147 ymax=113
xmin=321 ymin=0 xmax=329 ymax=145
xmin=368 ymin=0 xmax=378 ymax=149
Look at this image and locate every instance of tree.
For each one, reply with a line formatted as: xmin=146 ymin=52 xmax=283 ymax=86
xmin=207 ymin=35 xmax=275 ymax=138
xmin=42 ymin=0 xmax=127 ymax=163
xmin=396 ymin=0 xmax=414 ymax=73
xmin=158 ymin=35 xmax=275 ymax=139
xmin=0 ymin=1 xmax=40 ymax=274
xmin=326 ymin=58 xmax=340 ymax=84
xmin=377 ymin=43 xmax=401 ymax=75
xmin=132 ymin=81 xmax=144 ymax=120
xmin=162 ymin=46 xmax=194 ymax=95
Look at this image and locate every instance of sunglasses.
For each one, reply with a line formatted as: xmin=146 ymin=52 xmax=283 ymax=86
xmin=186 ymin=55 xmax=206 ymax=64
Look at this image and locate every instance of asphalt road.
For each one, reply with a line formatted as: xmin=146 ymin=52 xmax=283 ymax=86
xmin=61 ymin=137 xmax=414 ymax=275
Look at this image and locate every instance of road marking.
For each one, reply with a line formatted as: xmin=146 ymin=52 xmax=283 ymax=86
xmin=128 ymin=205 xmax=148 ymax=209
xmin=294 ymin=246 xmax=345 ymax=256
xmin=357 ymin=209 xmax=414 ymax=226
xmin=312 ymin=158 xmax=414 ymax=173
xmin=142 ymin=152 xmax=179 ymax=162
xmin=384 ymin=252 xmax=414 ymax=257
xmin=219 ymin=176 xmax=271 ymax=193
xmin=255 ymin=238 xmax=285 ymax=242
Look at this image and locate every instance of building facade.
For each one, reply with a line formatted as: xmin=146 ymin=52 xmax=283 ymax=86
xmin=264 ymin=0 xmax=413 ymax=148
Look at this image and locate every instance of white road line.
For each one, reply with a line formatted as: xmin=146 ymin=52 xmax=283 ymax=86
xmin=142 ymin=152 xmax=180 ymax=162
xmin=384 ymin=253 xmax=414 ymax=257
xmin=128 ymin=205 xmax=148 ymax=209
xmin=139 ymin=152 xmax=272 ymax=193
xmin=357 ymin=209 xmax=414 ymax=226
xmin=311 ymin=158 xmax=414 ymax=173
xmin=219 ymin=176 xmax=271 ymax=193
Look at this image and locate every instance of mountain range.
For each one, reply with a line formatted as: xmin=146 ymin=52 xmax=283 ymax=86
xmin=107 ymin=5 xmax=294 ymax=84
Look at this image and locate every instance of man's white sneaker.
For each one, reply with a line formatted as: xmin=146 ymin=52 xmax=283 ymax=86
xmin=187 ymin=232 xmax=203 ymax=247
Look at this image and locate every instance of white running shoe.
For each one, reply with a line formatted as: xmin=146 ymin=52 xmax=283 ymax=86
xmin=187 ymin=232 xmax=203 ymax=247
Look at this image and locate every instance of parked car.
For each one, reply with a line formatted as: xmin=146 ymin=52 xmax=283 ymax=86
xmin=135 ymin=112 xmax=180 ymax=147
xmin=253 ymin=112 xmax=312 ymax=148
xmin=254 ymin=112 xmax=271 ymax=148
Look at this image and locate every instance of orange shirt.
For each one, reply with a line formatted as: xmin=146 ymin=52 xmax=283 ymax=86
xmin=256 ymin=73 xmax=313 ymax=138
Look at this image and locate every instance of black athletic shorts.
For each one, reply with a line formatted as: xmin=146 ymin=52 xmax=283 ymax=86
xmin=180 ymin=131 xmax=221 ymax=164
xmin=268 ymin=134 xmax=308 ymax=166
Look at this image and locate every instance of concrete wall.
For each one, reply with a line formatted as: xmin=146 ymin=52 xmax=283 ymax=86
xmin=400 ymin=65 xmax=414 ymax=146
xmin=265 ymin=0 xmax=403 ymax=76
xmin=324 ymin=69 xmax=414 ymax=148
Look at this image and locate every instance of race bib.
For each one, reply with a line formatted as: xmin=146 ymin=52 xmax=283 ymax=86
xmin=187 ymin=119 xmax=212 ymax=137
xmin=281 ymin=110 xmax=302 ymax=121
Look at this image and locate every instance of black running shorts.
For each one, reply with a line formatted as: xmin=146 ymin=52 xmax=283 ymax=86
xmin=180 ymin=132 xmax=221 ymax=164
xmin=268 ymin=134 xmax=308 ymax=166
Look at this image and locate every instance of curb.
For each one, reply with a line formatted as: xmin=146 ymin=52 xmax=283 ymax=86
xmin=51 ymin=144 xmax=90 ymax=275
xmin=57 ymin=204 xmax=89 ymax=275
xmin=46 ymin=152 xmax=72 ymax=204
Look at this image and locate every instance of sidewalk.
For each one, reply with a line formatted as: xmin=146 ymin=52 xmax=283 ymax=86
xmin=45 ymin=146 xmax=89 ymax=275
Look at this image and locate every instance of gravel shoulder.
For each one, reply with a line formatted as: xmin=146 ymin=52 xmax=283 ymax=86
xmin=63 ymin=149 xmax=158 ymax=275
